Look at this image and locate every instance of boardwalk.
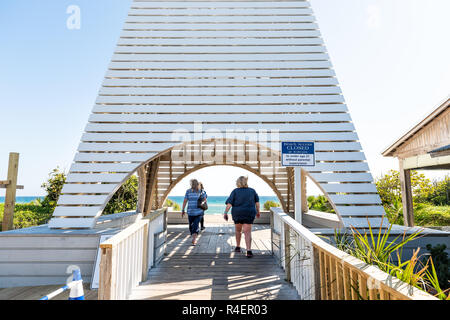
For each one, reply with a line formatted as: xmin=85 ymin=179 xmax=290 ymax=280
xmin=0 ymin=223 xmax=299 ymax=300
xmin=129 ymin=224 xmax=300 ymax=300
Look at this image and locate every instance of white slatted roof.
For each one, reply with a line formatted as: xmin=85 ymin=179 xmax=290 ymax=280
xmin=49 ymin=0 xmax=387 ymax=229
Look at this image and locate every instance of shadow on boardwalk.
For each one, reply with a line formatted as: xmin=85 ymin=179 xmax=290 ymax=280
xmin=129 ymin=224 xmax=300 ymax=300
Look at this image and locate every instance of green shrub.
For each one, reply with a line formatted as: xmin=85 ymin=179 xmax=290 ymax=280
xmin=40 ymin=167 xmax=66 ymax=212
xmin=422 ymin=244 xmax=449 ymax=290
xmin=263 ymin=200 xmax=280 ymax=211
xmin=307 ymin=195 xmax=334 ymax=213
xmin=375 ymin=170 xmax=450 ymax=207
xmin=103 ymin=175 xmax=138 ymax=215
xmin=164 ymin=199 xmax=181 ymax=211
xmin=428 ymin=176 xmax=450 ymax=206
xmin=0 ymin=203 xmax=52 ymax=231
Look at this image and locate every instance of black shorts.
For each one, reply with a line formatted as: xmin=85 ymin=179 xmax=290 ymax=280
xmin=233 ymin=218 xmax=254 ymax=225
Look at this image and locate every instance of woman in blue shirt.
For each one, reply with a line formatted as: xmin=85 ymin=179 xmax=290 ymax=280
xmin=181 ymin=179 xmax=206 ymax=245
xmin=224 ymin=176 xmax=260 ymax=258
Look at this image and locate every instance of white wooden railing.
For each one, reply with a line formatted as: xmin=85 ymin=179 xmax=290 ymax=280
xmin=98 ymin=208 xmax=167 ymax=300
xmin=270 ymin=208 xmax=437 ymax=300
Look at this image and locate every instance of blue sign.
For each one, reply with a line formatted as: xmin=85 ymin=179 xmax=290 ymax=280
xmin=281 ymin=141 xmax=315 ymax=167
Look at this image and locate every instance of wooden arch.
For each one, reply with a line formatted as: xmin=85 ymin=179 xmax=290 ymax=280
xmin=134 ymin=138 xmax=294 ymax=216
xmin=159 ymin=163 xmax=287 ymax=212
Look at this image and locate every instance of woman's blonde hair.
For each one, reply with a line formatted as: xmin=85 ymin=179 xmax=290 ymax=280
xmin=236 ymin=176 xmax=248 ymax=188
xmin=190 ymin=179 xmax=200 ymax=191
xmin=199 ymin=182 xmax=204 ymax=190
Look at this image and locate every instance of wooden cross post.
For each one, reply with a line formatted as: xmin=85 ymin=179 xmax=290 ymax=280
xmin=1 ymin=153 xmax=24 ymax=231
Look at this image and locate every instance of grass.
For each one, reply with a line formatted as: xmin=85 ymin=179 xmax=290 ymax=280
xmin=414 ymin=204 xmax=450 ymax=227
xmin=385 ymin=203 xmax=450 ymax=227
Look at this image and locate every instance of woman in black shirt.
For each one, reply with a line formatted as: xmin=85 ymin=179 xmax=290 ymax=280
xmin=224 ymin=176 xmax=260 ymax=257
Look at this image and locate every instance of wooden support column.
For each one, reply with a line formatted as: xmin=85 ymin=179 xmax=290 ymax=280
xmin=1 ymin=153 xmax=20 ymax=231
xmin=143 ymin=158 xmax=160 ymax=216
xmin=294 ymin=167 xmax=302 ymax=223
xmin=399 ymin=159 xmax=414 ymax=227
xmin=137 ymin=166 xmax=147 ymax=214
xmin=301 ymin=169 xmax=308 ymax=214
xmin=284 ymin=223 xmax=291 ymax=282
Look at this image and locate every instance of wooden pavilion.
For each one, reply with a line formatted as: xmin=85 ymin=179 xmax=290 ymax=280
xmin=382 ymin=96 xmax=450 ymax=226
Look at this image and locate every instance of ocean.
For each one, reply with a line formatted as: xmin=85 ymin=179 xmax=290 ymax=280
xmin=167 ymin=196 xmax=279 ymax=214
xmin=0 ymin=196 xmax=279 ymax=214
xmin=0 ymin=196 xmax=44 ymax=204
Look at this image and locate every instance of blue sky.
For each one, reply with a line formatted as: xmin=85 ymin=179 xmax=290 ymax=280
xmin=0 ymin=0 xmax=449 ymax=197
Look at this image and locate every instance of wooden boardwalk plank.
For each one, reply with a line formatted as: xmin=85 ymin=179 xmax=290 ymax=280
xmin=129 ymin=224 xmax=298 ymax=300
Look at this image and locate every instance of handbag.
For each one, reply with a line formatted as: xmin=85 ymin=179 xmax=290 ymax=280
xmin=197 ymin=192 xmax=208 ymax=211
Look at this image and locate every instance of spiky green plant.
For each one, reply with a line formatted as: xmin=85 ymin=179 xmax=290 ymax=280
xmin=423 ymin=257 xmax=450 ymax=300
xmin=349 ymin=220 xmax=424 ymax=268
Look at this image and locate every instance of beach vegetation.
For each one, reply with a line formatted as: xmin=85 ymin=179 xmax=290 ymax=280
xmin=307 ymin=195 xmax=334 ymax=213
xmin=375 ymin=171 xmax=450 ymax=226
xmin=164 ymin=198 xmax=181 ymax=211
xmin=263 ymin=200 xmax=280 ymax=211
xmin=331 ymin=223 xmax=449 ymax=300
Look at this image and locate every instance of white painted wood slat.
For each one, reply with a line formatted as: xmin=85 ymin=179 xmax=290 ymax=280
xmin=85 ymin=122 xmax=354 ymax=132
xmin=120 ymin=30 xmax=321 ymax=38
xmin=105 ymin=69 xmax=335 ymax=78
xmin=127 ymin=8 xmax=314 ymax=16
xmin=329 ymin=194 xmax=382 ymax=205
xmin=306 ymin=162 xmax=369 ymax=172
xmin=308 ymin=173 xmax=373 ymax=183
xmin=122 ymin=22 xmax=319 ymax=30
xmin=88 ymin=113 xmax=351 ymax=123
xmin=52 ymin=206 xmax=102 ymax=217
xmin=335 ymin=205 xmax=385 ymax=217
xmin=130 ymin=2 xmax=311 ymax=9
xmin=101 ymin=78 xmax=338 ymax=86
xmin=58 ymin=195 xmax=109 ymax=205
xmin=61 ymin=183 xmax=118 ymax=194
xmin=108 ymin=60 xmax=331 ymax=69
xmin=125 ymin=15 xmax=316 ymax=23
xmin=77 ymin=142 xmax=362 ymax=152
xmin=99 ymin=86 xmax=341 ymax=95
xmin=320 ymin=183 xmax=378 ymax=193
xmin=118 ymin=37 xmax=323 ymax=47
xmin=95 ymin=95 xmax=344 ymax=104
xmin=111 ymin=53 xmax=330 ymax=61
xmin=315 ymin=152 xmax=365 ymax=161
xmin=48 ymin=218 xmax=97 ymax=229
xmin=66 ymin=173 xmax=129 ymax=183
xmin=114 ymin=45 xmax=327 ymax=54
xmin=70 ymin=162 xmax=141 ymax=172
xmin=74 ymin=152 xmax=155 ymax=162
xmin=342 ymin=217 xmax=390 ymax=228
xmin=80 ymin=132 xmax=357 ymax=142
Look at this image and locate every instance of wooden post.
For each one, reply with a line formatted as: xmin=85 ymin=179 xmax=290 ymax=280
xmin=143 ymin=158 xmax=160 ymax=216
xmin=301 ymin=169 xmax=308 ymax=214
xmin=142 ymin=224 xmax=149 ymax=282
xmin=137 ymin=166 xmax=147 ymax=214
xmin=284 ymin=223 xmax=291 ymax=282
xmin=312 ymin=246 xmax=321 ymax=300
xmin=399 ymin=160 xmax=414 ymax=227
xmin=2 ymin=153 xmax=20 ymax=231
xmin=269 ymin=210 xmax=274 ymax=255
xmin=294 ymin=167 xmax=302 ymax=224
xmin=99 ymin=247 xmax=114 ymax=300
